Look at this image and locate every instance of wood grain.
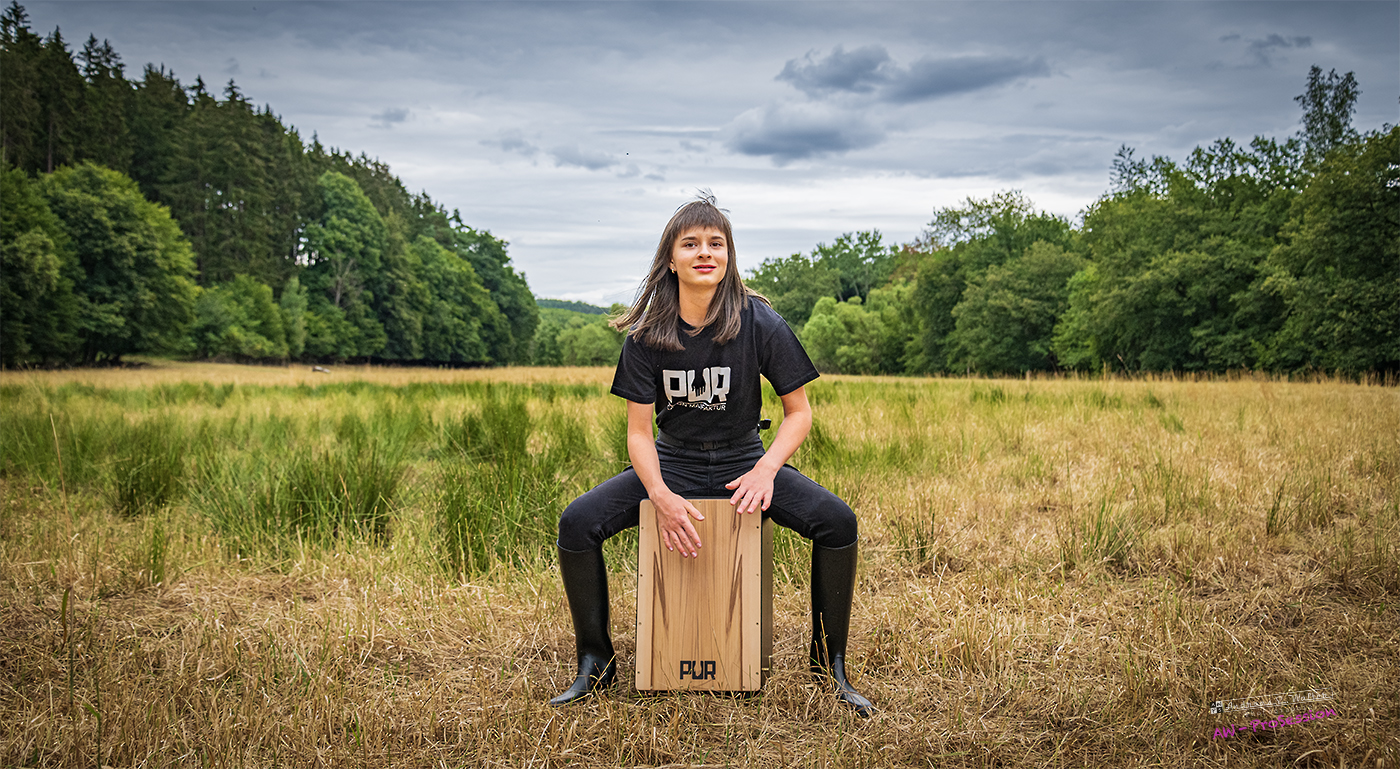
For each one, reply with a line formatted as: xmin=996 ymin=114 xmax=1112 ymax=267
xmin=636 ymin=498 xmax=772 ymax=691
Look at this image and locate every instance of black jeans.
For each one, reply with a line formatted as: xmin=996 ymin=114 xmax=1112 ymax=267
xmin=557 ymin=435 xmax=857 ymax=552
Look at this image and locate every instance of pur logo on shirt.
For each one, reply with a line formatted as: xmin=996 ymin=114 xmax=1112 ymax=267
xmin=662 ymin=367 xmax=731 ymax=411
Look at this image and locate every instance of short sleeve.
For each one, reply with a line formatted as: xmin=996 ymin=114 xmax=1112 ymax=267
xmin=610 ymin=332 xmax=657 ymax=404
xmin=754 ymin=301 xmax=819 ymax=396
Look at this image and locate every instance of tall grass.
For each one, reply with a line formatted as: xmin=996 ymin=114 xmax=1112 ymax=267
xmin=108 ymin=414 xmax=187 ymax=517
xmin=1 ymin=364 xmax=1397 ymax=768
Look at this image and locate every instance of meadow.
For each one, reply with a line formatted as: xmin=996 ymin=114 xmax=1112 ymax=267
xmin=1 ymin=362 xmax=1396 ymax=768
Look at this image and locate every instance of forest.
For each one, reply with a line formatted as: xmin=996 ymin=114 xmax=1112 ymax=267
xmin=2 ymin=0 xmax=1395 ymax=375
xmin=1 ymin=2 xmax=537 ymax=369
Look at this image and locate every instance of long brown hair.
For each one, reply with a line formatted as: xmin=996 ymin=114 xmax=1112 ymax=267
xmin=610 ymin=193 xmax=768 ymax=351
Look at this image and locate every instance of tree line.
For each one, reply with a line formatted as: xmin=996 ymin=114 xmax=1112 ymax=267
xmin=748 ymin=67 xmax=1397 ymax=377
xmin=1 ymin=2 xmax=537 ymax=368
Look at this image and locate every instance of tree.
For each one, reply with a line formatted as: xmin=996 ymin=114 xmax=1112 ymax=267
xmin=412 ymin=235 xmax=503 ymax=364
xmin=0 ymin=2 xmax=44 ymax=172
xmin=864 ymin=280 xmax=922 ymax=373
xmin=451 ymin=222 xmax=538 ymax=363
xmin=914 ymin=191 xmax=1074 ymax=371
xmin=746 ymin=230 xmax=893 ymax=330
xmin=301 ymin=171 xmax=388 ymax=359
xmin=801 ymin=296 xmax=890 ymax=375
xmin=41 ymin=162 xmax=197 ymax=362
xmin=192 ymin=274 xmax=288 ymax=359
xmin=811 ymin=231 xmax=894 ymax=302
xmin=556 ymin=316 xmax=623 ymax=366
xmin=1 ymin=161 xmax=78 ymax=365
xmin=1296 ymin=66 xmax=1359 ymax=160
xmin=162 ymin=80 xmax=310 ymax=288
xmin=1261 ymin=126 xmax=1399 ymax=374
xmin=279 ymin=275 xmax=307 ymax=358
xmin=745 ymin=253 xmax=840 ymax=329
xmin=1053 ymin=135 xmax=1304 ymax=372
xmin=127 ymin=64 xmax=188 ymax=203
xmin=948 ymin=241 xmax=1084 ymax=373
xmin=34 ymin=27 xmax=86 ymax=174
xmin=77 ymin=35 xmax=131 ymax=174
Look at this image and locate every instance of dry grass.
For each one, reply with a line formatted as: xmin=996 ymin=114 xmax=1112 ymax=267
xmin=1 ymin=362 xmax=1397 ymax=768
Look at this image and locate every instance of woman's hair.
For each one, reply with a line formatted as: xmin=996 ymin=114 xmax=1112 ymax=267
xmin=610 ymin=193 xmax=768 ymax=351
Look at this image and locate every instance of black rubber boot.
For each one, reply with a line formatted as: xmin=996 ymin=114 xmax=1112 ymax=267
xmin=549 ymin=546 xmax=617 ymax=706
xmin=810 ymin=541 xmax=876 ymax=718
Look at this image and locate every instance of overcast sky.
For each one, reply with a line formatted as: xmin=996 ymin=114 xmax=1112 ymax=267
xmin=29 ymin=1 xmax=1400 ymax=304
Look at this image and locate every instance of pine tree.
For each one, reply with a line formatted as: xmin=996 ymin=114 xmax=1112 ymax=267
xmin=0 ymin=2 xmax=44 ymax=171
xmin=35 ymin=27 xmax=85 ymax=173
xmin=77 ymin=34 xmax=132 ymax=173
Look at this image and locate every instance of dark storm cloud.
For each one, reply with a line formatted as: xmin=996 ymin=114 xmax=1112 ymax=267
xmin=776 ymin=45 xmax=892 ymax=95
xmin=724 ymin=103 xmax=885 ymax=163
xmin=882 ymin=55 xmax=1051 ymax=103
xmin=1246 ymin=34 xmax=1312 ymax=66
xmin=775 ymin=46 xmax=1050 ymax=103
xmin=741 ymin=46 xmax=1050 ymax=162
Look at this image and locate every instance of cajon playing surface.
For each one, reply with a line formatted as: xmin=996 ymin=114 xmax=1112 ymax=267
xmin=636 ymin=499 xmax=772 ymax=691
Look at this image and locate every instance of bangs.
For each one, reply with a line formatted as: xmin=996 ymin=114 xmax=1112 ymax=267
xmin=666 ymin=199 xmax=733 ymax=241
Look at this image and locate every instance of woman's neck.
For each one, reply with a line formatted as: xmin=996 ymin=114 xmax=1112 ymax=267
xmin=677 ymin=285 xmax=716 ymax=327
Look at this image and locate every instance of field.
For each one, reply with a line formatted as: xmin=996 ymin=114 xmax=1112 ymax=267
xmin=1 ymin=361 xmax=1396 ymax=768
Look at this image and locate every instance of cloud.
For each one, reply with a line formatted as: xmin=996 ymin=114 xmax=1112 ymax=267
xmin=224 ymin=57 xmax=240 ymax=75
xmin=734 ymin=47 xmax=1048 ymax=163
xmin=774 ymin=46 xmax=1049 ymax=105
xmin=723 ymin=102 xmax=885 ymax=164
xmin=481 ymin=129 xmax=539 ymax=157
xmin=550 ymin=143 xmax=617 ymax=170
xmin=1245 ymin=33 xmax=1311 ymax=66
xmin=882 ymin=55 xmax=1050 ymax=103
xmin=776 ymin=44 xmax=892 ymax=96
xmin=370 ymin=107 xmax=410 ymax=128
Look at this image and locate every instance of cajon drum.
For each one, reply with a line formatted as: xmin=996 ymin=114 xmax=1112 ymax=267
xmin=636 ymin=498 xmax=773 ymax=691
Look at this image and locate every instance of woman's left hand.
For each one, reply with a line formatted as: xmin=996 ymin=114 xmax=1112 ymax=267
xmin=725 ymin=462 xmax=778 ymax=514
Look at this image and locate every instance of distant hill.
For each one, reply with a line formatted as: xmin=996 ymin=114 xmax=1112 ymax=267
xmin=536 ymin=298 xmax=609 ymax=315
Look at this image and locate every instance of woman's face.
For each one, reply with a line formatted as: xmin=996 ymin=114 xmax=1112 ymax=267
xmin=669 ymin=226 xmax=729 ymax=293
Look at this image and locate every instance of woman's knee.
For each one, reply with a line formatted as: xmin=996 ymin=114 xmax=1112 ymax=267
xmin=817 ymin=497 xmax=858 ymax=548
xmin=557 ymin=497 xmax=599 ymax=551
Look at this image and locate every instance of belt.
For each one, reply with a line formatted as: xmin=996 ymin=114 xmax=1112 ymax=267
xmin=657 ymin=419 xmax=771 ymax=452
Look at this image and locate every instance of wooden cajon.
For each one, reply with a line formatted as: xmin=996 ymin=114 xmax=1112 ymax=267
xmin=636 ymin=498 xmax=773 ymax=691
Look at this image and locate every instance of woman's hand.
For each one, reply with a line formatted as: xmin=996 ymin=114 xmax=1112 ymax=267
xmin=653 ymin=491 xmax=704 ymax=557
xmin=725 ymin=461 xmax=778 ymax=514
xmin=623 ymin=400 xmax=704 ymax=557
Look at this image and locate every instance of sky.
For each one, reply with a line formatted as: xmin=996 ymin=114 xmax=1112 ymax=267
xmin=27 ymin=1 xmax=1400 ymax=305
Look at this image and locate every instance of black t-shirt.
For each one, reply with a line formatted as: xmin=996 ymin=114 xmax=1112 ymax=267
xmin=611 ymin=298 xmax=819 ymax=444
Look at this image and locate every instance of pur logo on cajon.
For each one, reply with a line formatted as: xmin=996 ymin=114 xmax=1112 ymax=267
xmin=678 ymin=660 xmax=716 ymax=681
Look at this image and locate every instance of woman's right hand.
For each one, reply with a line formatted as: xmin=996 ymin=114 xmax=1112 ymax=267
xmin=653 ymin=491 xmax=704 ymax=557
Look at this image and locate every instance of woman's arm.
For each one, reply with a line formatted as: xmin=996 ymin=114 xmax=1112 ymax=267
xmin=725 ymin=385 xmax=812 ymax=514
xmin=626 ymin=399 xmax=705 ymax=557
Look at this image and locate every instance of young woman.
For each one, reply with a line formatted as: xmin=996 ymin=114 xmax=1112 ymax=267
xmin=550 ymin=195 xmax=874 ymax=717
